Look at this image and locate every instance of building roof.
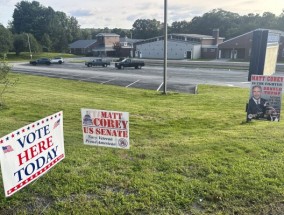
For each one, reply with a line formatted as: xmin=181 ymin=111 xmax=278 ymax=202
xmin=120 ymin=36 xmax=142 ymax=43
xmin=96 ymin=33 xmax=120 ymax=37
xmin=69 ymin=40 xmax=97 ymax=48
xmin=171 ymin=33 xmax=225 ymax=40
xmin=172 ymin=33 xmax=214 ymax=40
xmin=220 ymin=28 xmax=284 ymax=44
xmin=134 ymin=33 xmax=225 ymax=46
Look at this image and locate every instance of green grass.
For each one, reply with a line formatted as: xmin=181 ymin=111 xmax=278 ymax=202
xmin=1 ymin=73 xmax=284 ymax=214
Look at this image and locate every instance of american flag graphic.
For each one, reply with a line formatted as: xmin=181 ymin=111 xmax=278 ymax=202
xmin=53 ymin=119 xmax=60 ymax=129
xmin=2 ymin=145 xmax=14 ymax=153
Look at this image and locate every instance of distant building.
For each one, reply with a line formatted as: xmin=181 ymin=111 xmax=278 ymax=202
xmin=218 ymin=29 xmax=284 ymax=62
xmin=118 ymin=36 xmax=142 ymax=58
xmin=91 ymin=33 xmax=119 ymax=57
xmin=69 ymin=30 xmax=229 ymax=60
xmin=68 ymin=33 xmax=142 ymax=57
xmin=69 ymin=40 xmax=97 ymax=55
xmin=69 ymin=33 xmax=120 ymax=57
xmin=134 ymin=29 xmax=224 ymax=60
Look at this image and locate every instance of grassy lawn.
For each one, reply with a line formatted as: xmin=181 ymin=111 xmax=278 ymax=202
xmin=1 ymin=72 xmax=284 ymax=214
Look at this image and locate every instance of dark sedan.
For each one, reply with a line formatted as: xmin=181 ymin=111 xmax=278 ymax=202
xmin=30 ymin=58 xmax=51 ymax=65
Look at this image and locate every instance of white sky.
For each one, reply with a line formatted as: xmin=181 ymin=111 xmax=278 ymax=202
xmin=0 ymin=0 xmax=283 ymax=29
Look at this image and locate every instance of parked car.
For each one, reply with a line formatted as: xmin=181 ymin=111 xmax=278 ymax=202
xmin=115 ymin=58 xmax=145 ymax=69
xmin=30 ymin=58 xmax=51 ymax=65
xmin=85 ymin=58 xmax=111 ymax=67
xmin=50 ymin=57 xmax=64 ymax=64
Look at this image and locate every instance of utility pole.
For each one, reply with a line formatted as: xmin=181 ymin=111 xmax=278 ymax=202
xmin=163 ymin=0 xmax=168 ymax=94
xmin=26 ymin=33 xmax=32 ymax=60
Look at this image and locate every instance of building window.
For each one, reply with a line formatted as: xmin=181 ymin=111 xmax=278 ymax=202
xmin=204 ymin=48 xmax=207 ymax=52
xmin=282 ymin=48 xmax=284 ymax=57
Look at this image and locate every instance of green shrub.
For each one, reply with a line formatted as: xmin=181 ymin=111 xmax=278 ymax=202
xmin=0 ymin=60 xmax=17 ymax=107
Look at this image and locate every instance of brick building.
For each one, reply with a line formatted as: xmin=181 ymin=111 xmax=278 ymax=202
xmin=218 ymin=29 xmax=284 ymax=62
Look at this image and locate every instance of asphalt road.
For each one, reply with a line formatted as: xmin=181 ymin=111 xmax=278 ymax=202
xmin=11 ymin=61 xmax=258 ymax=93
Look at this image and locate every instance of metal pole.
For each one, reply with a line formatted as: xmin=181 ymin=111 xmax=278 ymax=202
xmin=163 ymin=0 xmax=167 ymax=94
xmin=26 ymin=33 xmax=32 ymax=59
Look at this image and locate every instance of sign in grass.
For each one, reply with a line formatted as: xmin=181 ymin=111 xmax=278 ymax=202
xmin=0 ymin=111 xmax=65 ymax=197
xmin=81 ymin=109 xmax=129 ymax=149
xmin=247 ymin=75 xmax=283 ymax=121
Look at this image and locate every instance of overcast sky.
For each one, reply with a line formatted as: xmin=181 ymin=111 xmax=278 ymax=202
xmin=0 ymin=0 xmax=283 ymax=29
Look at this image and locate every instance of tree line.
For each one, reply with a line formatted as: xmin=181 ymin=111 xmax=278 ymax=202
xmin=131 ymin=9 xmax=284 ymax=39
xmin=0 ymin=1 xmax=81 ymax=56
xmin=0 ymin=1 xmax=284 ymax=56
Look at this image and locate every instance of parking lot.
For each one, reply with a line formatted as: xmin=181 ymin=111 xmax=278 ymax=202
xmin=11 ymin=61 xmax=252 ymax=94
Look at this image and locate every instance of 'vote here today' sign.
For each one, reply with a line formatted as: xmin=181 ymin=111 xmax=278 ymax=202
xmin=0 ymin=111 xmax=65 ymax=197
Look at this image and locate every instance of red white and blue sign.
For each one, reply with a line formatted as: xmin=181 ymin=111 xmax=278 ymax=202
xmin=0 ymin=111 xmax=65 ymax=197
xmin=81 ymin=109 xmax=129 ymax=149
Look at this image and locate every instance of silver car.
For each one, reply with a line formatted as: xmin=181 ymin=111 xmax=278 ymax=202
xmin=50 ymin=57 xmax=64 ymax=64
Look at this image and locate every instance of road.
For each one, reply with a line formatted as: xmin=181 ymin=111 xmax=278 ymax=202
xmin=10 ymin=61 xmax=259 ymax=93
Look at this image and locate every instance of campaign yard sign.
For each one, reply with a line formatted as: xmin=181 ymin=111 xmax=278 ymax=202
xmin=247 ymin=75 xmax=283 ymax=121
xmin=0 ymin=111 xmax=65 ymax=197
xmin=81 ymin=109 xmax=129 ymax=149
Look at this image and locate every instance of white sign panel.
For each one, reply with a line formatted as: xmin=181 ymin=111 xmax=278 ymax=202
xmin=81 ymin=109 xmax=129 ymax=149
xmin=0 ymin=111 xmax=65 ymax=197
xmin=267 ymin=32 xmax=280 ymax=45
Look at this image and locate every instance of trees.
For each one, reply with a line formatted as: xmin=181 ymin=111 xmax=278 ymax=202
xmin=113 ymin=42 xmax=122 ymax=57
xmin=13 ymin=33 xmax=40 ymax=55
xmin=28 ymin=33 xmax=41 ymax=53
xmin=169 ymin=21 xmax=191 ymax=34
xmin=41 ymin=33 xmax=52 ymax=52
xmin=12 ymin=1 xmax=53 ymax=39
xmin=7 ymin=2 xmax=284 ymax=53
xmin=0 ymin=25 xmax=13 ymax=56
xmin=188 ymin=9 xmax=241 ymax=39
xmin=111 ymin=28 xmax=130 ymax=38
xmin=277 ymin=10 xmax=284 ymax=31
xmin=13 ymin=34 xmax=27 ymax=56
xmin=48 ymin=11 xmax=71 ymax=52
xmin=80 ymin=29 xmax=93 ymax=40
xmin=11 ymin=1 xmax=80 ymax=52
xmin=166 ymin=9 xmax=284 ymax=40
xmin=132 ymin=19 xmax=163 ymax=39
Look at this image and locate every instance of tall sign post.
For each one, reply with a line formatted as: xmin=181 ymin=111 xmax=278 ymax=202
xmin=248 ymin=29 xmax=280 ymax=81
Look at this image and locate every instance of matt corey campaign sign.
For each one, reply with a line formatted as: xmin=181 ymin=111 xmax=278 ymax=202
xmin=0 ymin=111 xmax=65 ymax=197
xmin=81 ymin=109 xmax=129 ymax=149
xmin=247 ymin=75 xmax=283 ymax=122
